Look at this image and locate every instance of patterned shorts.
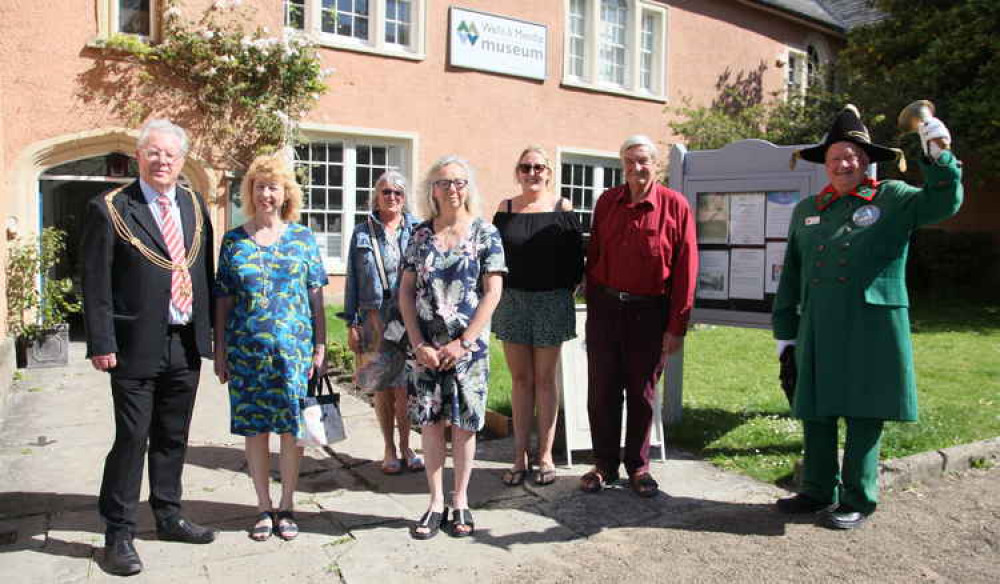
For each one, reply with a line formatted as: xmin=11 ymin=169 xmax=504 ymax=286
xmin=492 ymin=288 xmax=577 ymax=347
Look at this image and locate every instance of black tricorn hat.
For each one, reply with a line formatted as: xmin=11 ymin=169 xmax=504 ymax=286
xmin=791 ymin=105 xmax=905 ymax=172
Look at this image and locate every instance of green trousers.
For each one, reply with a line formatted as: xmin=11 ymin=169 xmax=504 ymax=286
xmin=801 ymin=417 xmax=884 ymax=514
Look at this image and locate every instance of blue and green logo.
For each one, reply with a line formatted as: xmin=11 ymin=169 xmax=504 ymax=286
xmin=457 ymin=21 xmax=479 ymax=45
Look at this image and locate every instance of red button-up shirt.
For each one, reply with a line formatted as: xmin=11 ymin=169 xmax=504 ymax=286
xmin=586 ymin=182 xmax=698 ymax=337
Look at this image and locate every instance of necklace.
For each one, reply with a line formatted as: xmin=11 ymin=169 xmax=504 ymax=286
xmin=255 ymin=246 xmax=273 ymax=309
xmin=248 ymin=219 xmax=284 ymax=310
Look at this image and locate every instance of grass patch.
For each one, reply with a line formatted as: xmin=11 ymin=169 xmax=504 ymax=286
xmin=487 ymin=339 xmax=513 ymax=416
xmin=673 ymin=297 xmax=1000 ymax=483
xmin=328 ymin=297 xmax=999 ymax=484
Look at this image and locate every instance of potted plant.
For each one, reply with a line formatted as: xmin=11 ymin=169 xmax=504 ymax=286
xmin=5 ymin=227 xmax=82 ymax=368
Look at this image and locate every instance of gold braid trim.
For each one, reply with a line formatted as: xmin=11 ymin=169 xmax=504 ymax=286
xmin=104 ymin=185 xmax=205 ymax=272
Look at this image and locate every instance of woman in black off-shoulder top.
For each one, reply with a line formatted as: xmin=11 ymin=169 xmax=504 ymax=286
xmin=492 ymin=146 xmax=584 ymax=487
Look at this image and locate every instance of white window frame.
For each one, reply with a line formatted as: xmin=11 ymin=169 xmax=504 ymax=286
xmin=98 ymin=0 xmax=160 ymax=40
xmin=295 ymin=123 xmax=418 ymax=274
xmin=556 ymin=147 xmax=623 ymax=233
xmin=785 ymin=47 xmax=807 ymax=98
xmin=287 ymin=0 xmax=427 ymax=61
xmin=785 ymin=37 xmax=831 ymax=99
xmin=561 ymin=0 xmax=667 ymax=102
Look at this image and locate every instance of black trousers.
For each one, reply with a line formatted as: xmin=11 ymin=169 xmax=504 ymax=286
xmin=99 ymin=325 xmax=201 ymax=536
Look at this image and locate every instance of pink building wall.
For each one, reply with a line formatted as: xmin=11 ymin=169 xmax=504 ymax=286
xmin=0 ymin=0 xmax=846 ymax=303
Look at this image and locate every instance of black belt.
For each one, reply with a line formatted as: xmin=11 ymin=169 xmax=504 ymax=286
xmin=597 ymin=285 xmax=666 ymax=304
xmin=167 ymin=323 xmax=193 ymax=334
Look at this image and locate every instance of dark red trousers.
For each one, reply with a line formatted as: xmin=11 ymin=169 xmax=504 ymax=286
xmin=585 ymin=288 xmax=668 ymax=477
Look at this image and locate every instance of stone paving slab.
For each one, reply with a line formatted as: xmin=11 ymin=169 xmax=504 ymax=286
xmin=4 ymin=342 xmax=992 ymax=581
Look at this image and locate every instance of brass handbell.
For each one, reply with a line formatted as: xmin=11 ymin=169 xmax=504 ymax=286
xmin=897 ymin=99 xmax=935 ymax=133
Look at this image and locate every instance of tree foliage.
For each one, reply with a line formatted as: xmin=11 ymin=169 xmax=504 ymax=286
xmin=837 ymin=0 xmax=1000 ymax=179
xmin=668 ymin=61 xmax=848 ymax=152
xmin=669 ymin=1 xmax=999 ymax=181
xmin=87 ymin=0 xmax=330 ymax=169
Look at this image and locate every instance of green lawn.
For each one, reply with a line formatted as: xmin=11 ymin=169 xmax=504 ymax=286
xmin=327 ymin=299 xmax=999 ymax=484
xmin=674 ymin=298 xmax=1000 ymax=483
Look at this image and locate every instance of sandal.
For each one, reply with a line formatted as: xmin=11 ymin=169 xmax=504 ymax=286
xmin=534 ymin=464 xmax=557 ymax=486
xmin=629 ymin=472 xmax=659 ymax=498
xmin=447 ymin=508 xmax=475 ymax=538
xmin=580 ymin=468 xmax=614 ymax=493
xmin=501 ymin=468 xmax=527 ymax=486
xmin=249 ymin=511 xmax=274 ymax=542
xmin=410 ymin=508 xmax=445 ymax=540
xmin=275 ymin=510 xmax=299 ymax=540
xmin=381 ymin=458 xmax=404 ymax=475
xmin=405 ymin=455 xmax=425 ymax=472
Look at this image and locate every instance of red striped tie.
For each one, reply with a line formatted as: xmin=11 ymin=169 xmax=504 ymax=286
xmin=156 ymin=195 xmax=193 ymax=317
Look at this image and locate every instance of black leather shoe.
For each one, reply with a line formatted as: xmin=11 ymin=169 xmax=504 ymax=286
xmin=103 ymin=534 xmax=143 ymax=576
xmin=156 ymin=516 xmax=217 ymax=544
xmin=821 ymin=504 xmax=869 ymax=530
xmin=776 ymin=493 xmax=835 ymax=514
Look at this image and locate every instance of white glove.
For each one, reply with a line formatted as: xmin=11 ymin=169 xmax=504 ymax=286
xmin=776 ymin=339 xmax=796 ymax=358
xmin=918 ymin=117 xmax=951 ymax=160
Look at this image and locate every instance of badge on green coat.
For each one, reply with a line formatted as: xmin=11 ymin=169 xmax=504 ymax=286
xmin=852 ymin=204 xmax=881 ymax=227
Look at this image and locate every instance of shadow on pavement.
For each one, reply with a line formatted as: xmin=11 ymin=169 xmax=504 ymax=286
xmin=0 ymin=491 xmax=404 ymax=556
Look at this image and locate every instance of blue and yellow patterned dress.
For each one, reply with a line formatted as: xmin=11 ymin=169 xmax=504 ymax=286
xmin=215 ymin=223 xmax=328 ymax=437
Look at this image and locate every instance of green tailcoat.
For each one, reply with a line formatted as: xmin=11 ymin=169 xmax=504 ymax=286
xmin=772 ymin=152 xmax=963 ymax=421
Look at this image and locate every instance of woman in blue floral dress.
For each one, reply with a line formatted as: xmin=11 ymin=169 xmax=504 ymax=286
xmin=399 ymin=156 xmax=506 ymax=540
xmin=214 ymin=155 xmax=328 ymax=542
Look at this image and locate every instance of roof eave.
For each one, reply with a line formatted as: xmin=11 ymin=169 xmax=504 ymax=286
xmin=736 ymin=0 xmax=848 ymax=38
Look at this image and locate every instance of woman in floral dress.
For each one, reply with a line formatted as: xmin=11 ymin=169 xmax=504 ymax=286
xmin=214 ymin=155 xmax=327 ymax=541
xmin=399 ymin=155 xmax=506 ymax=539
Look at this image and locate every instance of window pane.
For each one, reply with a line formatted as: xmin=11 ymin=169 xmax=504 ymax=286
xmin=285 ymin=0 xmax=305 ymax=29
xmin=311 ymin=165 xmax=326 ymax=187
xmin=314 ymin=189 xmax=327 ymax=208
xmin=568 ymin=0 xmax=586 ymax=78
xmin=386 ymin=0 xmax=412 ymax=46
xmin=561 ymin=157 xmax=621 ymax=233
xmin=338 ymin=13 xmax=353 ymax=36
xmin=119 ymin=0 xmax=150 ymax=36
xmin=322 ymin=10 xmax=337 ymax=34
xmin=295 ymin=139 xmax=404 ymax=262
xmin=599 ymin=0 xmax=628 ymax=86
xmin=640 ymin=13 xmax=655 ymax=90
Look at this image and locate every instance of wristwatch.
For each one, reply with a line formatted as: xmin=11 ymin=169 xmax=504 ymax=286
xmin=460 ymin=338 xmax=475 ymax=351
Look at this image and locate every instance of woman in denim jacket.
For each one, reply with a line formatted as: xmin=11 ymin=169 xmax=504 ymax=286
xmin=342 ymin=169 xmax=423 ymax=474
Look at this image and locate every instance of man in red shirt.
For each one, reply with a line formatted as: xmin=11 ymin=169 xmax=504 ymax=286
xmin=581 ymin=135 xmax=698 ymax=497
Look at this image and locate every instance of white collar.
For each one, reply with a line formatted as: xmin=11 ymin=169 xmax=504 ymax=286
xmin=139 ymin=179 xmax=178 ymax=205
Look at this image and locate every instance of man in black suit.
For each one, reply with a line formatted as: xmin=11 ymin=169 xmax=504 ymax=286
xmin=81 ymin=119 xmax=216 ymax=576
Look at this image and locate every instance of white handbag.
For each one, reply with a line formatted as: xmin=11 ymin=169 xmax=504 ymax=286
xmin=298 ymin=374 xmax=347 ymax=447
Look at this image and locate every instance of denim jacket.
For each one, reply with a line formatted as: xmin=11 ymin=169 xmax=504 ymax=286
xmin=341 ymin=211 xmax=419 ymax=326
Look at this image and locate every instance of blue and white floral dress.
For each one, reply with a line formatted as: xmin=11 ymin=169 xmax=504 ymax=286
xmin=403 ymin=218 xmax=506 ymax=431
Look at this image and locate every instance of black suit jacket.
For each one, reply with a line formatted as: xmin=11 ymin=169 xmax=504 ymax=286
xmin=81 ymin=180 xmax=215 ymax=378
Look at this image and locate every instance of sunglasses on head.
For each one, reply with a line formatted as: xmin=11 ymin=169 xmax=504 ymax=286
xmin=517 ymin=163 xmax=548 ymax=174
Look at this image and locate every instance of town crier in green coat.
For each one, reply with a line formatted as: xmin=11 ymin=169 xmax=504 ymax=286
xmin=772 ymin=105 xmax=962 ymax=530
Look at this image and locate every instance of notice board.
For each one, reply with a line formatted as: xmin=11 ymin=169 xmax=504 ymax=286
xmin=670 ymin=140 xmax=831 ymax=329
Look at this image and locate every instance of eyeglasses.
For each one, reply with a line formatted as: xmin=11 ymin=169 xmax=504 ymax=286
xmin=517 ymin=163 xmax=548 ymax=174
xmin=381 ymin=189 xmax=404 ymax=198
xmin=433 ymin=179 xmax=469 ymax=191
xmin=140 ymin=149 xmax=182 ymax=163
